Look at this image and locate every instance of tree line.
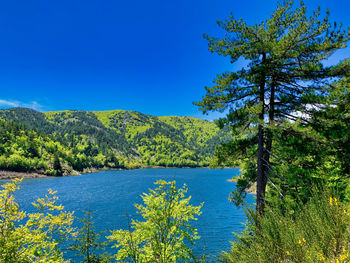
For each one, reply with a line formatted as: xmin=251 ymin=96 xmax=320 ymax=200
xmin=0 ymin=109 xmax=230 ymax=174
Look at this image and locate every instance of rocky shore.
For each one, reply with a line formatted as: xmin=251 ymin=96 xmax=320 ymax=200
xmin=0 ymin=170 xmax=49 ymax=180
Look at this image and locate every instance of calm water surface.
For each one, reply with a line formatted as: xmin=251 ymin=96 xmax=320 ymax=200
xmin=5 ymin=168 xmax=254 ymax=262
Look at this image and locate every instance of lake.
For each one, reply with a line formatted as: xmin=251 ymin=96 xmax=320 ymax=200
xmin=4 ymin=168 xmax=254 ymax=262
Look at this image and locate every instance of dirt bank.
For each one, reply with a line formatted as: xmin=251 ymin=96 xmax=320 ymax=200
xmin=0 ymin=170 xmax=48 ymax=180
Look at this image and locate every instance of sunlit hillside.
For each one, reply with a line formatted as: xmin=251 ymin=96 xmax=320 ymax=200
xmin=0 ymin=108 xmax=230 ymax=175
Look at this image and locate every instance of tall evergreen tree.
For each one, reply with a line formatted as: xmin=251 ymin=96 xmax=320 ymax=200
xmin=195 ymin=0 xmax=350 ymax=214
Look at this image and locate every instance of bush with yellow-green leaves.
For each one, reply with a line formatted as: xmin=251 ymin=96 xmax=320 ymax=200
xmin=107 ymin=180 xmax=204 ymax=263
xmin=221 ymin=192 xmax=350 ymax=263
xmin=0 ymin=179 xmax=74 ymax=262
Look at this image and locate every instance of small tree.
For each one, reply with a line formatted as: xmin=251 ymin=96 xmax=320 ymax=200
xmin=107 ymin=180 xmax=203 ymax=263
xmin=70 ymin=202 xmax=110 ymax=263
xmin=0 ymin=179 xmax=74 ymax=262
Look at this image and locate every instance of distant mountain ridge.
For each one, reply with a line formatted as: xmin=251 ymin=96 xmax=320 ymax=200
xmin=0 ymin=107 xmax=230 ymax=175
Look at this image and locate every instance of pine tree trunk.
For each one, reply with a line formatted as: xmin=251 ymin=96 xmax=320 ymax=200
xmin=263 ymin=80 xmax=276 ymax=201
xmin=265 ymin=80 xmax=275 ymax=171
xmin=256 ymin=53 xmax=267 ymax=216
xmin=257 ymin=124 xmax=265 ymax=215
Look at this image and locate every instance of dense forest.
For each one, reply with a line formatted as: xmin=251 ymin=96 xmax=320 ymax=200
xmin=0 ymin=108 xmax=231 ymax=175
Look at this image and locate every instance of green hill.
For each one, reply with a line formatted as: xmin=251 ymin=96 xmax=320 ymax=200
xmin=0 ymin=108 xmax=230 ymax=175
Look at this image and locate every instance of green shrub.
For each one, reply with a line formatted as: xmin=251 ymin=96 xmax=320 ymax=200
xmin=222 ymin=191 xmax=350 ymax=263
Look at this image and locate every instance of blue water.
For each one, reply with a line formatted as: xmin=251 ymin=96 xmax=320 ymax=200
xmin=3 ymin=168 xmax=254 ymax=262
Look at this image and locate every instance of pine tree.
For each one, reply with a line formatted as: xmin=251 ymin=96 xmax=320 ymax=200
xmin=195 ymin=0 xmax=350 ymax=214
xmin=53 ymin=152 xmax=63 ymax=176
xmin=70 ymin=202 xmax=110 ymax=263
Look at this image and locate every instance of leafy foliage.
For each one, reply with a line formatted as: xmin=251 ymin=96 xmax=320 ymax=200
xmin=107 ymin=180 xmax=203 ymax=263
xmin=221 ymin=191 xmax=350 ymax=263
xmin=0 ymin=179 xmax=74 ymax=262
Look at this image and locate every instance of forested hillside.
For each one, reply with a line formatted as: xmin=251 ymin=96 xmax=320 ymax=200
xmin=0 ymin=108 xmax=230 ymax=175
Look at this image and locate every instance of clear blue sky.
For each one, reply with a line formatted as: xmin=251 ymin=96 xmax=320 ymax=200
xmin=0 ymin=0 xmax=349 ymax=119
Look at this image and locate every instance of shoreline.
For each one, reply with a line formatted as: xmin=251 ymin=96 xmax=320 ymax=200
xmin=0 ymin=166 xmax=238 ymax=181
xmin=0 ymin=170 xmax=50 ymax=180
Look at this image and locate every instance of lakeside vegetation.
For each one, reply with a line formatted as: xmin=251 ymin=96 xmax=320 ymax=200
xmin=1 ymin=174 xmax=349 ymax=262
xmin=0 ymin=108 xmax=230 ymax=175
xmin=0 ymin=0 xmax=349 ymax=262
xmin=0 ymin=178 xmax=205 ymax=262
